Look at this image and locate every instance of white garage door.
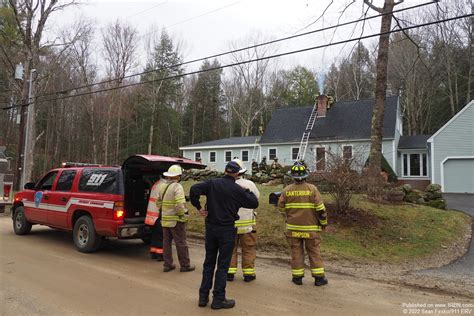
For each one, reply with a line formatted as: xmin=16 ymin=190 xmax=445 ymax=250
xmin=443 ymin=158 xmax=474 ymax=193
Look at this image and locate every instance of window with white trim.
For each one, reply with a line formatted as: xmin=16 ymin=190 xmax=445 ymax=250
xmin=292 ymin=147 xmax=299 ymax=160
xmin=194 ymin=152 xmax=201 ymax=161
xmin=316 ymin=147 xmax=326 ymax=171
xmin=343 ymin=146 xmax=352 ymax=160
xmin=209 ymin=151 xmax=216 ymax=162
xmin=225 ymin=151 xmax=232 ymax=162
xmin=402 ymin=153 xmax=428 ymax=177
xmin=269 ymin=148 xmax=277 ymax=160
xmin=242 ymin=150 xmax=249 ymax=162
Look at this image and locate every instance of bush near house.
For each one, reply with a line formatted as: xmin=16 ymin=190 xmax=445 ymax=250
xmin=182 ymin=180 xmax=469 ymax=262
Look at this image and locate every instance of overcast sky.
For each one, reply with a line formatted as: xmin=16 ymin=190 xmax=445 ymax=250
xmin=47 ymin=0 xmax=428 ymax=81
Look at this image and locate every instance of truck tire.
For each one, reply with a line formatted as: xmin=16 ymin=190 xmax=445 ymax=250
xmin=13 ymin=206 xmax=32 ymax=235
xmin=73 ymin=215 xmax=102 ymax=253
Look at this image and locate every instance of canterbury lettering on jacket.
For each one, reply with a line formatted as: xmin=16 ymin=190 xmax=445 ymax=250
xmin=285 ymin=190 xmax=312 ymax=197
xmin=277 ymin=182 xmax=328 ymax=238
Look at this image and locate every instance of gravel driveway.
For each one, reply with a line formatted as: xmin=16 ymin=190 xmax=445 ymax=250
xmin=414 ymin=193 xmax=474 ymax=281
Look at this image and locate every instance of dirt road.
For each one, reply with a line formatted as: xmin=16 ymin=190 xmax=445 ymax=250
xmin=1 ymin=215 xmax=472 ymax=316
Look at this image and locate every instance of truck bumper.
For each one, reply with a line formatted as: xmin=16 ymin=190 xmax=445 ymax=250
xmin=117 ymin=223 xmax=151 ymax=239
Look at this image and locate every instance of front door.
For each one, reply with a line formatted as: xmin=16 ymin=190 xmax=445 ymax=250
xmin=47 ymin=169 xmax=77 ymax=228
xmin=24 ymin=171 xmax=58 ymax=223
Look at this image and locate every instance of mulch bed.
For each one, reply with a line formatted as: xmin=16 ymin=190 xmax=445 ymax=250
xmin=325 ymin=202 xmax=381 ymax=228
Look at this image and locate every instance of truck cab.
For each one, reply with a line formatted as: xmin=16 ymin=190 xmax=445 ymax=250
xmin=11 ymin=155 xmax=204 ymax=252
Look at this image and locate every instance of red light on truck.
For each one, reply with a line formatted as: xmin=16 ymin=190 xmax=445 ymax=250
xmin=4 ymin=185 xmax=11 ymax=198
xmin=113 ymin=201 xmax=124 ymax=219
xmin=114 ymin=210 xmax=124 ymax=219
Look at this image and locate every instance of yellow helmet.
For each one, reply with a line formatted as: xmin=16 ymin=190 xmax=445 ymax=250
xmin=163 ymin=164 xmax=182 ymax=177
xmin=290 ymin=162 xmax=308 ymax=180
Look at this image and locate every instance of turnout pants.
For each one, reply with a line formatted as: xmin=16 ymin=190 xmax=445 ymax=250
xmin=162 ymin=222 xmax=191 ymax=269
xmin=149 ymin=219 xmax=163 ymax=255
xmin=228 ymin=232 xmax=257 ymax=276
xmin=286 ymin=233 xmax=324 ymax=278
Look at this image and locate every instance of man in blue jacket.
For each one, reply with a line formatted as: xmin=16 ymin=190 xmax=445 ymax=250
xmin=190 ymin=161 xmax=259 ymax=310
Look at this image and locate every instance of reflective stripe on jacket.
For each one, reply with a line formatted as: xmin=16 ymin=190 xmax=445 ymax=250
xmin=158 ymin=180 xmax=188 ymax=228
xmin=145 ymin=181 xmax=161 ymax=226
xmin=235 ymin=178 xmax=260 ymax=234
xmin=277 ymin=182 xmax=327 ymax=237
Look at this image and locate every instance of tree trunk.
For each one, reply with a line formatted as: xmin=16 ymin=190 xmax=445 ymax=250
xmin=367 ymin=0 xmax=397 ymax=198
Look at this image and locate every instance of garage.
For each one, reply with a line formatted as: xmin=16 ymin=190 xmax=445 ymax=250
xmin=442 ymin=158 xmax=474 ymax=193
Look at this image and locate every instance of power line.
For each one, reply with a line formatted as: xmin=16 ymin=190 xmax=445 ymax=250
xmin=126 ymin=0 xmax=168 ymax=18
xmin=3 ymin=12 xmax=470 ymax=110
xmin=28 ymin=1 xmax=436 ymax=101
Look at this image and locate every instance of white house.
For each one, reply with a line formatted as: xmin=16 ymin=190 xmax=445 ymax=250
xmin=180 ymin=97 xmax=474 ymax=193
xmin=427 ymin=100 xmax=474 ymax=193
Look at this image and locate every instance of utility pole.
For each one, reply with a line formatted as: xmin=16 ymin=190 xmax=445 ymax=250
xmin=21 ymin=68 xmax=36 ymax=189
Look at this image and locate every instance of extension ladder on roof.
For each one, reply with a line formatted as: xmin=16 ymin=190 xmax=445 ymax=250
xmin=295 ymin=103 xmax=318 ymax=162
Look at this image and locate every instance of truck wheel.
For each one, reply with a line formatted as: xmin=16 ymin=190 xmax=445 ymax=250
xmin=73 ymin=215 xmax=102 ymax=253
xmin=13 ymin=206 xmax=32 ymax=235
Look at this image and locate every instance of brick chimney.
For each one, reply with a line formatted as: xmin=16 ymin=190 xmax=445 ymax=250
xmin=317 ymin=94 xmax=329 ymax=117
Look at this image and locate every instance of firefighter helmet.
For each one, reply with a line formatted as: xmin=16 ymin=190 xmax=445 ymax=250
xmin=163 ymin=164 xmax=183 ymax=177
xmin=290 ymin=162 xmax=308 ymax=180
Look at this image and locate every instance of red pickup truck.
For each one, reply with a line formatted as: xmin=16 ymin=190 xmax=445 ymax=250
xmin=11 ymin=155 xmax=204 ymax=253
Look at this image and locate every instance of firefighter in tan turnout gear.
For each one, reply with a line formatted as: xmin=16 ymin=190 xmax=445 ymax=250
xmin=227 ymin=159 xmax=260 ymax=282
xmin=278 ymin=162 xmax=328 ymax=286
xmin=158 ymin=165 xmax=195 ymax=273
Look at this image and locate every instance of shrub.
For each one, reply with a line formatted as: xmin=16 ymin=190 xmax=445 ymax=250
xmin=317 ymin=151 xmax=362 ymax=212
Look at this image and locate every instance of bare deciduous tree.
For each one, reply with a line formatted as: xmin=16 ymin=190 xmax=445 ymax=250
xmin=227 ymin=34 xmax=275 ymax=136
xmin=102 ymin=19 xmax=138 ymax=164
xmin=365 ymin=0 xmax=403 ymax=198
xmin=8 ymin=0 xmax=78 ymax=188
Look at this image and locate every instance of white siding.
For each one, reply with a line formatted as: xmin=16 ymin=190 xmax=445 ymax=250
xmin=182 ymin=146 xmax=256 ymax=171
xmin=430 ymin=103 xmax=474 ymax=188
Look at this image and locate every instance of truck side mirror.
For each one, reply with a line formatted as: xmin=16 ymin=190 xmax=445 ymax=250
xmin=269 ymin=192 xmax=282 ymax=206
xmin=24 ymin=182 xmax=35 ymax=190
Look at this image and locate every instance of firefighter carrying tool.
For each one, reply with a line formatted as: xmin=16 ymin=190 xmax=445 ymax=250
xmin=145 ymin=179 xmax=165 ymax=261
xmin=278 ymin=162 xmax=328 ymax=286
xmin=227 ymin=159 xmax=260 ymax=282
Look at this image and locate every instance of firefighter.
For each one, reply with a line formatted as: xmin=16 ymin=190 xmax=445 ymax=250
xmin=159 ymin=165 xmax=195 ymax=272
xmin=270 ymin=157 xmax=282 ymax=176
xmin=145 ymin=179 xmax=164 ymax=261
xmin=251 ymin=159 xmax=259 ymax=175
xmin=278 ymin=162 xmax=328 ymax=286
xmin=227 ymin=159 xmax=260 ymax=282
xmin=259 ymin=156 xmax=267 ymax=174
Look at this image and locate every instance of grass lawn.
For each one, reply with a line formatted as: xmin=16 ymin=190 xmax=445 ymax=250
xmin=181 ymin=180 xmax=471 ymax=263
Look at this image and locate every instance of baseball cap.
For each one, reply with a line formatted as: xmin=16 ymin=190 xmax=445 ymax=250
xmin=225 ymin=161 xmax=241 ymax=174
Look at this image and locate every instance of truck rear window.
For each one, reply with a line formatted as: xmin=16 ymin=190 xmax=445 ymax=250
xmin=79 ymin=169 xmax=118 ymax=194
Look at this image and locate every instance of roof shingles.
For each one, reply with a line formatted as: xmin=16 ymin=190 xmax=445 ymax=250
xmin=259 ymin=96 xmax=399 ymax=144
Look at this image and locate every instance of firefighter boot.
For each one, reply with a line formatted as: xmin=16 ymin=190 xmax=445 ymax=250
xmin=244 ymin=275 xmax=256 ymax=282
xmin=227 ymin=274 xmax=234 ymax=281
xmin=314 ymin=276 xmax=328 ymax=286
xmin=292 ymin=276 xmax=303 ymax=285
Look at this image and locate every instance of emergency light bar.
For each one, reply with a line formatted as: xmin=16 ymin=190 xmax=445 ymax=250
xmin=61 ymin=162 xmax=102 ymax=168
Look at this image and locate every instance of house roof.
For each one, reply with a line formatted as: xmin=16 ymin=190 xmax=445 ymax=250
xmin=259 ymin=96 xmax=399 ymax=144
xmin=180 ymin=136 xmax=258 ymax=149
xmin=427 ymin=100 xmax=474 ymax=143
xmin=398 ymin=135 xmax=431 ymax=149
